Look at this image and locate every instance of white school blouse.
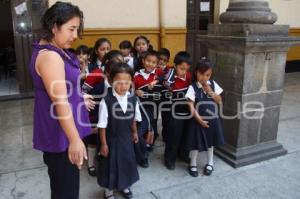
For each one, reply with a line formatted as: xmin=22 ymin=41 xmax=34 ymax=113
xmin=124 ymin=56 xmax=134 ymax=69
xmin=97 ymin=89 xmax=142 ymax=128
xmin=185 ymin=80 xmax=223 ymax=102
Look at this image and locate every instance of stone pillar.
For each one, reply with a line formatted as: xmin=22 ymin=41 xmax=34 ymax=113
xmin=198 ymin=0 xmax=300 ymax=168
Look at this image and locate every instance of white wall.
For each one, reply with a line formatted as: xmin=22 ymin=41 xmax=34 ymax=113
xmin=270 ymin=0 xmax=300 ymax=27
xmin=161 ymin=0 xmax=186 ymax=27
xmin=49 ymin=0 xmax=186 ymax=29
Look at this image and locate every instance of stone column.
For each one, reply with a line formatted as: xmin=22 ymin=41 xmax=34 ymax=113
xmin=198 ymin=0 xmax=300 ymax=168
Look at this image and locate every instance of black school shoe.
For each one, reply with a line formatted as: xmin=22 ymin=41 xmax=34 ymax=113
xmin=139 ymin=159 xmax=149 ymax=168
xmin=164 ymin=161 xmax=175 ymax=170
xmin=121 ymin=188 xmax=133 ymax=199
xmin=87 ymin=166 xmax=96 ymax=176
xmin=147 ymin=144 xmax=154 ymax=152
xmin=188 ymin=166 xmax=199 ymax=177
xmin=203 ymin=164 xmax=214 ymax=176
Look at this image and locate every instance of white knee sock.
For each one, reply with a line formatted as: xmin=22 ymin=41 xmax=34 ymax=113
xmin=207 ymin=147 xmax=214 ymax=166
xmin=189 ymin=150 xmax=198 ymax=167
xmin=87 ymin=146 xmax=96 ymax=168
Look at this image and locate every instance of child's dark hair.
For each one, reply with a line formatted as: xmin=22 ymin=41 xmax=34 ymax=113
xmin=75 ymin=45 xmax=89 ymax=55
xmin=158 ymin=48 xmax=170 ymax=59
xmin=174 ymin=51 xmax=192 ymax=66
xmin=90 ymin=38 xmax=111 ymax=63
xmin=134 ymin=36 xmax=149 ymax=48
xmin=41 ymin=2 xmax=84 ymax=42
xmin=88 ymin=47 xmax=94 ymax=55
xmin=109 ymin=62 xmax=134 ymax=82
xmin=102 ymin=50 xmax=124 ymax=74
xmin=142 ymin=50 xmax=159 ymax=61
xmin=192 ymin=57 xmax=214 ymax=81
xmin=133 ymin=35 xmax=153 ymax=56
xmin=119 ymin=40 xmax=132 ymax=49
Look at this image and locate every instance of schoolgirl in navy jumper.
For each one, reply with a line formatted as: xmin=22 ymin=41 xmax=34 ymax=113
xmin=163 ymin=51 xmax=192 ymax=170
xmin=89 ymin=38 xmax=111 ymax=72
xmin=134 ymin=50 xmax=164 ymax=166
xmin=157 ymin=48 xmax=171 ymax=142
xmin=185 ymin=57 xmax=225 ymax=177
xmin=133 ymin=35 xmax=152 ymax=72
xmin=97 ymin=63 xmax=140 ymax=199
xmin=82 ymin=50 xmax=124 ymax=176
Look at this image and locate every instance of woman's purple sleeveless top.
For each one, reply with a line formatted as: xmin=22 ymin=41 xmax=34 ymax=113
xmin=29 ymin=42 xmax=92 ymax=152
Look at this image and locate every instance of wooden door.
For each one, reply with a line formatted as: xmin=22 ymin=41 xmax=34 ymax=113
xmin=186 ymin=0 xmax=214 ymax=65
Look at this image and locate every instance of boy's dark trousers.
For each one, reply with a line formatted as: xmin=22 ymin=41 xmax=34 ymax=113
xmin=160 ymin=102 xmax=171 ymax=142
xmin=135 ymin=109 xmax=151 ymax=163
xmin=164 ymin=115 xmax=189 ymax=165
xmin=43 ymin=151 xmax=79 ymax=199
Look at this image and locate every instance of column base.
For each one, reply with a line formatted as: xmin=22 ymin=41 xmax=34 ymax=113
xmin=215 ymin=142 xmax=287 ymax=168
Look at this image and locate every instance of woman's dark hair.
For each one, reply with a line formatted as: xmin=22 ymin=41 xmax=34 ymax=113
xmin=41 ymin=1 xmax=84 ymax=42
xmin=109 ymin=62 xmax=134 ymax=82
xmin=90 ymin=38 xmax=111 ymax=64
xmin=192 ymin=57 xmax=213 ymax=81
xmin=158 ymin=48 xmax=170 ymax=59
xmin=174 ymin=51 xmax=191 ymax=66
xmin=102 ymin=50 xmax=124 ymax=74
xmin=75 ymin=45 xmax=89 ymax=55
xmin=119 ymin=40 xmax=132 ymax=49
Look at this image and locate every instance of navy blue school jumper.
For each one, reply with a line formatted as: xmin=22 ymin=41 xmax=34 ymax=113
xmin=133 ymin=54 xmax=144 ymax=72
xmin=97 ymin=89 xmax=139 ymax=190
xmin=82 ymin=67 xmax=105 ymax=145
xmin=164 ymin=71 xmax=191 ymax=165
xmin=185 ymin=81 xmax=225 ymax=152
xmin=88 ymin=59 xmax=101 ymax=73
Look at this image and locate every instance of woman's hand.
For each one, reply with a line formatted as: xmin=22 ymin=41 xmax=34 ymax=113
xmin=132 ymin=132 xmax=139 ymax=143
xmin=68 ymin=137 xmax=87 ymax=170
xmin=100 ymin=144 xmax=109 ymax=157
xmin=83 ymin=94 xmax=96 ymax=111
xmin=91 ymin=128 xmax=98 ymax=134
xmin=135 ymin=90 xmax=144 ymax=97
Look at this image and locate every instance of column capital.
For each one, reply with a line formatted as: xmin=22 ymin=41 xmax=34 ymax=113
xmin=220 ymin=0 xmax=277 ymax=24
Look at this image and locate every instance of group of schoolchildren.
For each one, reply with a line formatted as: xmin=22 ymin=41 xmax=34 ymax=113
xmin=74 ymin=35 xmax=225 ymax=199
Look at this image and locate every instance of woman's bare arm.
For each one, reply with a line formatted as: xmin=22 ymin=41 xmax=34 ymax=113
xmin=36 ymin=50 xmax=87 ymax=169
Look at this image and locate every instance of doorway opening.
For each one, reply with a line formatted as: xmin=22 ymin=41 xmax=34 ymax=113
xmin=0 ymin=0 xmax=19 ymax=96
